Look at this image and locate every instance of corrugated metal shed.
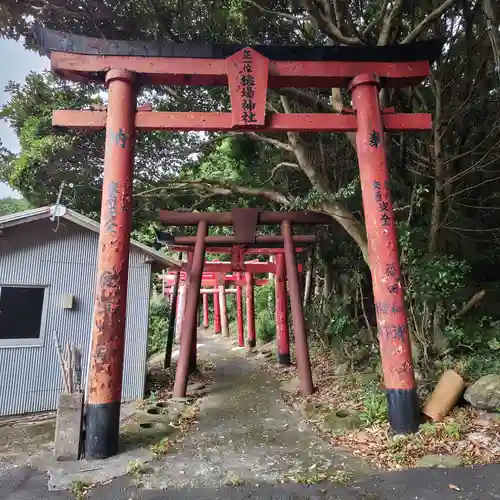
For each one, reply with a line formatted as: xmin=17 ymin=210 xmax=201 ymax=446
xmin=0 ymin=206 xmax=177 ymax=416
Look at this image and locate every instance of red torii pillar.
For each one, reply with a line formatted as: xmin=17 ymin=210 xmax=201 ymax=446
xmin=236 ymin=272 xmax=245 ymax=347
xmin=213 ymin=289 xmax=221 ymax=334
xmin=245 ymin=271 xmax=256 ymax=349
xmin=349 ymin=75 xmax=418 ymax=433
xmin=84 ymin=69 xmax=137 ymax=459
xmin=282 ymin=221 xmax=313 ymax=393
xmin=202 ymin=293 xmax=209 ymax=329
xmin=275 ymin=253 xmax=290 ymax=365
xmin=173 ymin=222 xmax=207 ymax=396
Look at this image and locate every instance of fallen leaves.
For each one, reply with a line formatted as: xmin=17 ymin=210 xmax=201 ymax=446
xmin=260 ymin=343 xmax=500 ymax=471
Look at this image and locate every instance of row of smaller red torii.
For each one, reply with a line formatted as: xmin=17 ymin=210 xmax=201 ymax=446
xmin=155 ymin=209 xmax=322 ymax=400
xmin=161 ymin=253 xmax=303 ymax=367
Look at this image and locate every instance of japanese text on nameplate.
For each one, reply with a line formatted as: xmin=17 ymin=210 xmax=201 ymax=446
xmin=239 ymin=49 xmax=257 ymax=124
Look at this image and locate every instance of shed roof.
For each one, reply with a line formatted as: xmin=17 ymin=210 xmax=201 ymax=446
xmin=0 ymin=205 xmax=181 ymax=270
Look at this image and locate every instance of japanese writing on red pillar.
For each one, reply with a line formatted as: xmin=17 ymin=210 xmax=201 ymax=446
xmin=372 ymin=179 xmax=408 ymax=342
xmin=239 ymin=50 xmax=257 ymax=124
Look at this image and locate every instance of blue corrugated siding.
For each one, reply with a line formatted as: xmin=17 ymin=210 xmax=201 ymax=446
xmin=0 ymin=219 xmax=151 ymax=416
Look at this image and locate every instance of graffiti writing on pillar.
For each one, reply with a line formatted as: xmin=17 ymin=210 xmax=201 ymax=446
xmin=95 ymin=269 xmax=121 ymax=326
xmin=373 ymin=180 xmax=391 ymax=228
xmin=375 ymin=302 xmax=402 ymax=315
xmin=104 ymin=181 xmax=119 ymax=234
xmin=99 ymin=269 xmax=120 ymax=289
xmin=239 ymin=50 xmax=257 ymax=124
xmin=108 ymin=128 xmax=128 ymax=148
xmin=384 ymin=261 xmax=402 ymax=295
xmin=379 ymin=323 xmax=407 ymax=341
xmin=369 ymin=130 xmax=380 ymax=148
xmin=385 ymin=263 xmax=397 ymax=277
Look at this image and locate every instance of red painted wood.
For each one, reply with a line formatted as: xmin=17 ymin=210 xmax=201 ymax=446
xmin=275 ymin=253 xmax=290 ymax=365
xmin=282 ymin=220 xmax=314 ymax=395
xmin=236 ymin=272 xmax=245 ymax=347
xmin=161 ymin=212 xmax=330 ymax=226
xmin=86 ymin=70 xmax=136 ymax=416
xmin=213 ymin=288 xmax=221 ymax=334
xmin=51 ymin=51 xmax=431 ymax=88
xmin=349 ymin=74 xmax=415 ymax=392
xmin=226 ymin=49 xmax=268 ymax=127
xmin=53 ymin=109 xmax=431 ymax=132
xmin=202 ymin=293 xmax=209 ymax=329
xmin=173 ymin=221 xmax=207 ymax=397
xmin=245 ymin=272 xmax=256 ymax=348
xmin=173 ymin=234 xmax=318 ymax=245
xmin=170 ymin=246 xmax=306 ymax=255
xmin=195 ymin=262 xmax=276 ymax=273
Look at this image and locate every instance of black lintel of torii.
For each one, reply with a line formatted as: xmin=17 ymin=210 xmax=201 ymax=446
xmin=33 ymin=25 xmax=444 ymax=63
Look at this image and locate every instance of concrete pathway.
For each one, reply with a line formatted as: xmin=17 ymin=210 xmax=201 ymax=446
xmin=142 ymin=330 xmax=372 ymax=489
xmin=1 ymin=329 xmax=499 ymax=499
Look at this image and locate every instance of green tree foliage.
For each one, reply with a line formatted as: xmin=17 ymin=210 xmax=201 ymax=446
xmin=0 ymin=196 xmax=30 ymax=216
xmin=148 ymin=293 xmax=170 ymax=357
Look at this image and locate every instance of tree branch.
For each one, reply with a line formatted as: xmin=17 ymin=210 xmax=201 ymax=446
xmin=270 ymin=162 xmax=301 ymax=179
xmin=363 ymin=0 xmax=390 ymax=37
xmin=378 ymin=0 xmax=404 ymax=45
xmin=302 ymin=0 xmax=364 ymax=45
xmin=142 ymin=179 xmax=292 ymax=205
xmin=241 ymin=0 xmax=309 ymax=22
xmin=402 ymin=0 xmax=459 ymax=44
xmin=245 ymin=132 xmax=293 ymax=151
xmin=277 ymin=88 xmax=331 ymax=112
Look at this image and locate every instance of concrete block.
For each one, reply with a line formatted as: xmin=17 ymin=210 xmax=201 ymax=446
xmin=54 ymin=392 xmax=84 ymax=461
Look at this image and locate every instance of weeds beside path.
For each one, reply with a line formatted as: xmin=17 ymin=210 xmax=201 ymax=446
xmin=256 ymin=342 xmax=500 ymax=470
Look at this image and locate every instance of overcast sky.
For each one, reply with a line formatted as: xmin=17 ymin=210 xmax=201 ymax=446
xmin=0 ymin=38 xmax=49 ymax=198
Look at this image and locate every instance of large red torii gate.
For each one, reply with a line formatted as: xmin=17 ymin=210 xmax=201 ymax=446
xmin=35 ymin=25 xmax=442 ymax=458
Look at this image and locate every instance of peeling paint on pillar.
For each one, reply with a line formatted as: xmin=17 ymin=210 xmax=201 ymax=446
xmin=349 ymin=73 xmax=418 ymax=434
xmin=85 ymin=69 xmax=137 ymax=459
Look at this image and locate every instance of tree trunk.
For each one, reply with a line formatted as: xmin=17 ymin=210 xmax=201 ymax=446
xmin=429 ymin=73 xmax=443 ymax=254
xmin=484 ymin=0 xmax=500 ymax=72
xmin=323 ymin=264 xmax=334 ymax=300
xmin=303 ymin=249 xmax=314 ymax=307
xmin=320 ymin=200 xmax=369 ymax=264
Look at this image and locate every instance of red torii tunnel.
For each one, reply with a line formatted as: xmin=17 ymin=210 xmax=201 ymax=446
xmin=36 ymin=25 xmax=442 ymax=458
xmin=161 ymin=267 xmax=270 ymax=351
xmin=160 ymin=209 xmax=325 ymax=402
xmin=162 ymin=249 xmax=304 ymax=366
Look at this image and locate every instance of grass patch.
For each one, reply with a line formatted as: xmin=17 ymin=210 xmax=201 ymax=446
xmin=359 ymin=382 xmax=388 ymax=426
xmin=150 ymin=437 xmax=172 ymax=459
xmin=69 ymin=480 xmax=91 ymax=500
xmin=126 ymin=459 xmax=150 ymax=486
xmin=285 ymin=466 xmax=352 ymax=485
xmin=223 ymin=473 xmax=245 ymax=486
